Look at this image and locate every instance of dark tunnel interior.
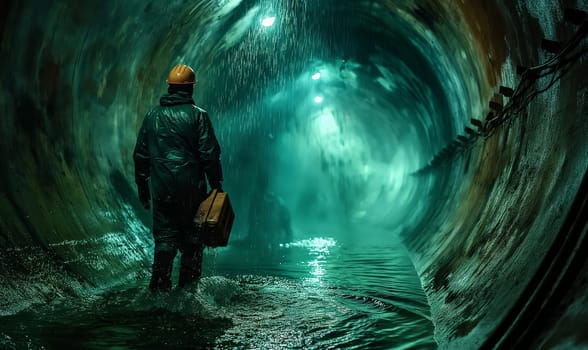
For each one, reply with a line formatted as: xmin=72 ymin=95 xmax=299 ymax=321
xmin=1 ymin=0 xmax=587 ymax=348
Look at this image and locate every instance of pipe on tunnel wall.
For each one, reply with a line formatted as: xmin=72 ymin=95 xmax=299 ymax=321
xmin=0 ymin=0 xmax=587 ymax=348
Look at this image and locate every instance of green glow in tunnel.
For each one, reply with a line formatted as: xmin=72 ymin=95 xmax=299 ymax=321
xmin=0 ymin=0 xmax=587 ymax=349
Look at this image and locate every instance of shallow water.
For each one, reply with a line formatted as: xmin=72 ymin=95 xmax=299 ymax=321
xmin=0 ymin=235 xmax=436 ymax=349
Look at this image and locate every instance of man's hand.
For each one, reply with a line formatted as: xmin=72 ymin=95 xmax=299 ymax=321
xmin=138 ymin=183 xmax=151 ymax=210
xmin=210 ymin=180 xmax=223 ymax=193
xmin=205 ymin=162 xmax=223 ymax=192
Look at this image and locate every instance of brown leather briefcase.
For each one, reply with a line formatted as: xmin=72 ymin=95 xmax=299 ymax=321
xmin=193 ymin=189 xmax=234 ymax=247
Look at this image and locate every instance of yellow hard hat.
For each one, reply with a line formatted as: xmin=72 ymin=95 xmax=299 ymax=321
xmin=167 ymin=64 xmax=196 ymax=85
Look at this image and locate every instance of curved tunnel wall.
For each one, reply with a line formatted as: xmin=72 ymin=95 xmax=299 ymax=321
xmin=402 ymin=1 xmax=588 ymax=348
xmin=0 ymin=0 xmax=587 ymax=348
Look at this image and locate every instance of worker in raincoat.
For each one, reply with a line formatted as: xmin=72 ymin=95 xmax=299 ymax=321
xmin=133 ymin=64 xmax=223 ymax=291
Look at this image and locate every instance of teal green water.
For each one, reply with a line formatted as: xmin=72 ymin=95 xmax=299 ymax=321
xmin=0 ymin=235 xmax=435 ymax=349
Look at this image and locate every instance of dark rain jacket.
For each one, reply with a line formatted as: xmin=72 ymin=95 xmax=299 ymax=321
xmin=133 ymin=90 xmax=223 ymax=209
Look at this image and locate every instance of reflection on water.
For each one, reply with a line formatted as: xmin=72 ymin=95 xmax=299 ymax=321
xmin=0 ymin=235 xmax=436 ymax=349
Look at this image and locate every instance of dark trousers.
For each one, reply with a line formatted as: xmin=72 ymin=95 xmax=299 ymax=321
xmin=149 ymin=197 xmax=204 ymax=291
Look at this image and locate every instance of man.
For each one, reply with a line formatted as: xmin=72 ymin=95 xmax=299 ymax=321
xmin=133 ymin=64 xmax=223 ymax=291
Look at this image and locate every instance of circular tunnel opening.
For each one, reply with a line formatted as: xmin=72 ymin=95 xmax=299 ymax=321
xmin=180 ymin=0 xmax=475 ymax=240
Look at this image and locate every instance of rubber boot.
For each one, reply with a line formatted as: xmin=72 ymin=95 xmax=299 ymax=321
xmin=178 ymin=245 xmax=203 ymax=288
xmin=149 ymin=251 xmax=176 ymax=292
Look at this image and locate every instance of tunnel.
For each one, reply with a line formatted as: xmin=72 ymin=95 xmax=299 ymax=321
xmin=1 ymin=0 xmax=587 ymax=348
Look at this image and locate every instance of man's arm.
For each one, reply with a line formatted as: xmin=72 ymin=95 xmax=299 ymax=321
xmin=196 ymin=110 xmax=223 ymax=191
xmin=133 ymin=114 xmax=151 ymax=209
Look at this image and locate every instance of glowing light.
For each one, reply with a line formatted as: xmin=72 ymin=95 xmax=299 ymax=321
xmin=261 ymin=16 xmax=276 ymax=27
xmin=317 ymin=112 xmax=338 ymax=135
xmin=312 ymin=72 xmax=321 ymax=80
xmin=314 ymin=96 xmax=323 ymax=103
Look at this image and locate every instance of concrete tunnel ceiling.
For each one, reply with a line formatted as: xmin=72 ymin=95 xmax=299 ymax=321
xmin=0 ymin=0 xmax=587 ymax=348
